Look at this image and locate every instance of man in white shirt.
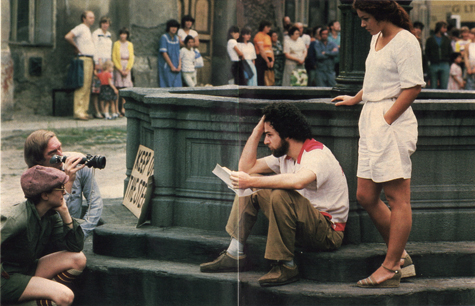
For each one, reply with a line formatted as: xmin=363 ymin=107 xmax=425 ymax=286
xmin=200 ymin=103 xmax=349 ymax=287
xmin=65 ymin=11 xmax=96 ymax=121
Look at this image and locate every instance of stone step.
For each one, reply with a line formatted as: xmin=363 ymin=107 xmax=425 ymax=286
xmin=93 ymin=221 xmax=475 ymax=282
xmin=74 ymin=248 xmax=475 ymax=306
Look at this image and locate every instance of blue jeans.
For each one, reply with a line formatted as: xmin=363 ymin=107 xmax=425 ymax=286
xmin=429 ymin=62 xmax=450 ymax=89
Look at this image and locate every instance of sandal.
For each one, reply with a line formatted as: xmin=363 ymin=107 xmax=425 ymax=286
xmin=401 ymin=253 xmax=416 ymax=278
xmin=93 ymin=112 xmax=104 ymax=119
xmin=356 ymin=264 xmax=401 ymax=288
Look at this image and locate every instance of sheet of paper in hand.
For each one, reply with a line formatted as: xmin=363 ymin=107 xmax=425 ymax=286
xmin=212 ymin=164 xmax=259 ymax=197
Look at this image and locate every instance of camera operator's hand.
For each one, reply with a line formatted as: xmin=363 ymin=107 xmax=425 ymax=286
xmin=63 ymin=153 xmax=86 ymax=194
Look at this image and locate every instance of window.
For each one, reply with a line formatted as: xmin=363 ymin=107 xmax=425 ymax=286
xmin=10 ymin=0 xmax=55 ymax=45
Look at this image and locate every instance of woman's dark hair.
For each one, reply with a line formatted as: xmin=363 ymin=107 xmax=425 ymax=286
xmin=288 ymin=26 xmax=300 ymax=37
xmin=99 ymin=16 xmax=111 ymax=26
xmin=119 ymin=27 xmax=130 ymax=39
xmin=258 ymin=20 xmax=272 ymax=32
xmin=450 ymin=52 xmax=462 ymax=63
xmin=269 ymin=30 xmax=278 ymax=38
xmin=237 ymin=27 xmax=251 ymax=43
xmin=184 ymin=35 xmax=195 ymax=45
xmin=413 ymin=21 xmax=424 ymax=30
xmin=262 ymin=103 xmax=312 ymax=142
xmin=181 ymin=15 xmax=195 ymax=28
xmin=353 ymin=0 xmax=413 ymax=32
xmin=166 ymin=19 xmax=180 ymax=32
xmin=227 ymin=25 xmax=240 ymax=40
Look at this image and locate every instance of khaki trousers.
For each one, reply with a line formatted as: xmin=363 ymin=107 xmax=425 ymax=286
xmin=73 ymin=57 xmax=93 ymax=118
xmin=226 ymin=189 xmax=344 ymax=261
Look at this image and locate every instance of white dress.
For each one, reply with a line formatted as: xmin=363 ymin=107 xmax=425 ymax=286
xmin=237 ymin=42 xmax=257 ymax=86
xmin=358 ymin=30 xmax=425 ymax=183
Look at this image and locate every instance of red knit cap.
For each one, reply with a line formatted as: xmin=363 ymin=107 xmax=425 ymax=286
xmin=21 ymin=165 xmax=69 ymax=198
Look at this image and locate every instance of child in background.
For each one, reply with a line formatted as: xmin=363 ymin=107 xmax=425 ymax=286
xmin=97 ymin=60 xmax=119 ymax=119
xmin=180 ymin=36 xmax=197 ymax=87
xmin=448 ymin=52 xmax=465 ymax=90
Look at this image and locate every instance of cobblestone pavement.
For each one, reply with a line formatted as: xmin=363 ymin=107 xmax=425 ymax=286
xmin=1 ymin=112 xmax=127 ymax=208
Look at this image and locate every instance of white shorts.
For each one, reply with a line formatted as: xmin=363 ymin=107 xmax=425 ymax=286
xmin=357 ymin=99 xmax=418 ymax=183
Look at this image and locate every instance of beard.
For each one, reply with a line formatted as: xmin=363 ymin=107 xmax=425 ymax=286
xmin=271 ymin=138 xmax=289 ymax=158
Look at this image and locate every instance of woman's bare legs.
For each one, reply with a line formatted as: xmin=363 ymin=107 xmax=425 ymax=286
xmin=357 ymin=178 xmax=412 ymax=283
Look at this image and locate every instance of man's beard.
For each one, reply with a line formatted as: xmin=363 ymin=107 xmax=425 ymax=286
xmin=271 ymin=138 xmax=289 ymax=158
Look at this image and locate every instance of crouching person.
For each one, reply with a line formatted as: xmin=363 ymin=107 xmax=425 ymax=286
xmin=1 ymin=165 xmax=86 ymax=306
xmin=200 ymin=102 xmax=349 ymax=287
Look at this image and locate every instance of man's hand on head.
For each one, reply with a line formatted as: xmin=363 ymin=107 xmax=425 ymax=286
xmin=254 ymin=115 xmax=266 ymax=135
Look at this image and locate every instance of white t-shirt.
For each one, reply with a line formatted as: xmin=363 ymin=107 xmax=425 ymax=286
xmin=71 ymin=23 xmax=95 ymax=56
xmin=284 ymin=37 xmax=306 ymax=62
xmin=237 ymin=42 xmax=257 ymax=60
xmin=264 ymin=139 xmax=349 ymax=228
xmin=92 ymin=28 xmax=112 ymax=63
xmin=468 ymin=43 xmax=475 ymax=67
xmin=178 ymin=29 xmax=198 ymax=42
xmin=227 ymin=39 xmax=240 ymax=62
xmin=180 ymin=47 xmax=196 ymax=72
xmin=301 ymin=34 xmax=311 ymax=48
xmin=362 ymin=30 xmax=426 ymax=102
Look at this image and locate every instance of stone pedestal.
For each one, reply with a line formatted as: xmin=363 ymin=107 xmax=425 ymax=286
xmin=122 ymin=86 xmax=475 ymax=244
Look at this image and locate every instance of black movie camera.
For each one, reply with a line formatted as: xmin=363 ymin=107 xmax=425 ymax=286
xmin=50 ymin=154 xmax=106 ymax=169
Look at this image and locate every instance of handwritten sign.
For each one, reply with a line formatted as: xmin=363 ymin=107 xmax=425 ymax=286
xmin=123 ymin=145 xmax=154 ymax=222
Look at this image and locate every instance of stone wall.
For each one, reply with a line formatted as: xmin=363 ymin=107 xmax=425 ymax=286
xmin=1 ymin=0 xmax=14 ymax=121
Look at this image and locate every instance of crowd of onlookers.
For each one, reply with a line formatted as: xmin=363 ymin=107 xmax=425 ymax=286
xmin=414 ymin=20 xmax=475 ymax=90
xmin=226 ymin=17 xmax=342 ymax=87
xmin=65 ymin=13 xmax=475 ymax=122
xmin=65 ymin=11 xmax=134 ymax=120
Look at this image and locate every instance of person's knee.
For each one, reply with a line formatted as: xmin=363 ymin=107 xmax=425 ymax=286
xmin=71 ymin=252 xmax=87 ymax=271
xmin=54 ymin=285 xmax=75 ymax=306
xmin=356 ymin=189 xmax=376 ymax=208
xmin=269 ymin=189 xmax=289 ymax=202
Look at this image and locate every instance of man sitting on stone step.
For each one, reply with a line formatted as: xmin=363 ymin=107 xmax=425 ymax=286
xmin=1 ymin=165 xmax=86 ymax=306
xmin=24 ymin=130 xmax=104 ymax=238
xmin=200 ymin=102 xmax=349 ymax=287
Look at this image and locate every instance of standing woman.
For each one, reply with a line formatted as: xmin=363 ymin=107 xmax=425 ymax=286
xmin=158 ymin=19 xmax=182 ymax=88
xmin=178 ymin=15 xmax=200 ymax=48
xmin=253 ymin=20 xmax=274 ymax=86
xmin=332 ymin=0 xmax=425 ymax=288
xmin=112 ymin=27 xmax=134 ymax=117
xmin=226 ymin=26 xmax=245 ymax=85
xmin=237 ymin=27 xmax=257 ymax=86
xmin=282 ymin=26 xmax=307 ymax=86
xmin=91 ymin=16 xmax=113 ymax=118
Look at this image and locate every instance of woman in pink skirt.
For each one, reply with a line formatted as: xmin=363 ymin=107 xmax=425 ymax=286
xmin=112 ymin=27 xmax=135 ymax=117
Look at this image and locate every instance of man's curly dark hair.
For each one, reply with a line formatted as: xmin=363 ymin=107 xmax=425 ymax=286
xmin=262 ymin=103 xmax=312 ymax=142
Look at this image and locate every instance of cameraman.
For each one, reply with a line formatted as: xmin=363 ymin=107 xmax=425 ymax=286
xmin=1 ymin=165 xmax=86 ymax=306
xmin=24 ymin=130 xmax=103 ymax=238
